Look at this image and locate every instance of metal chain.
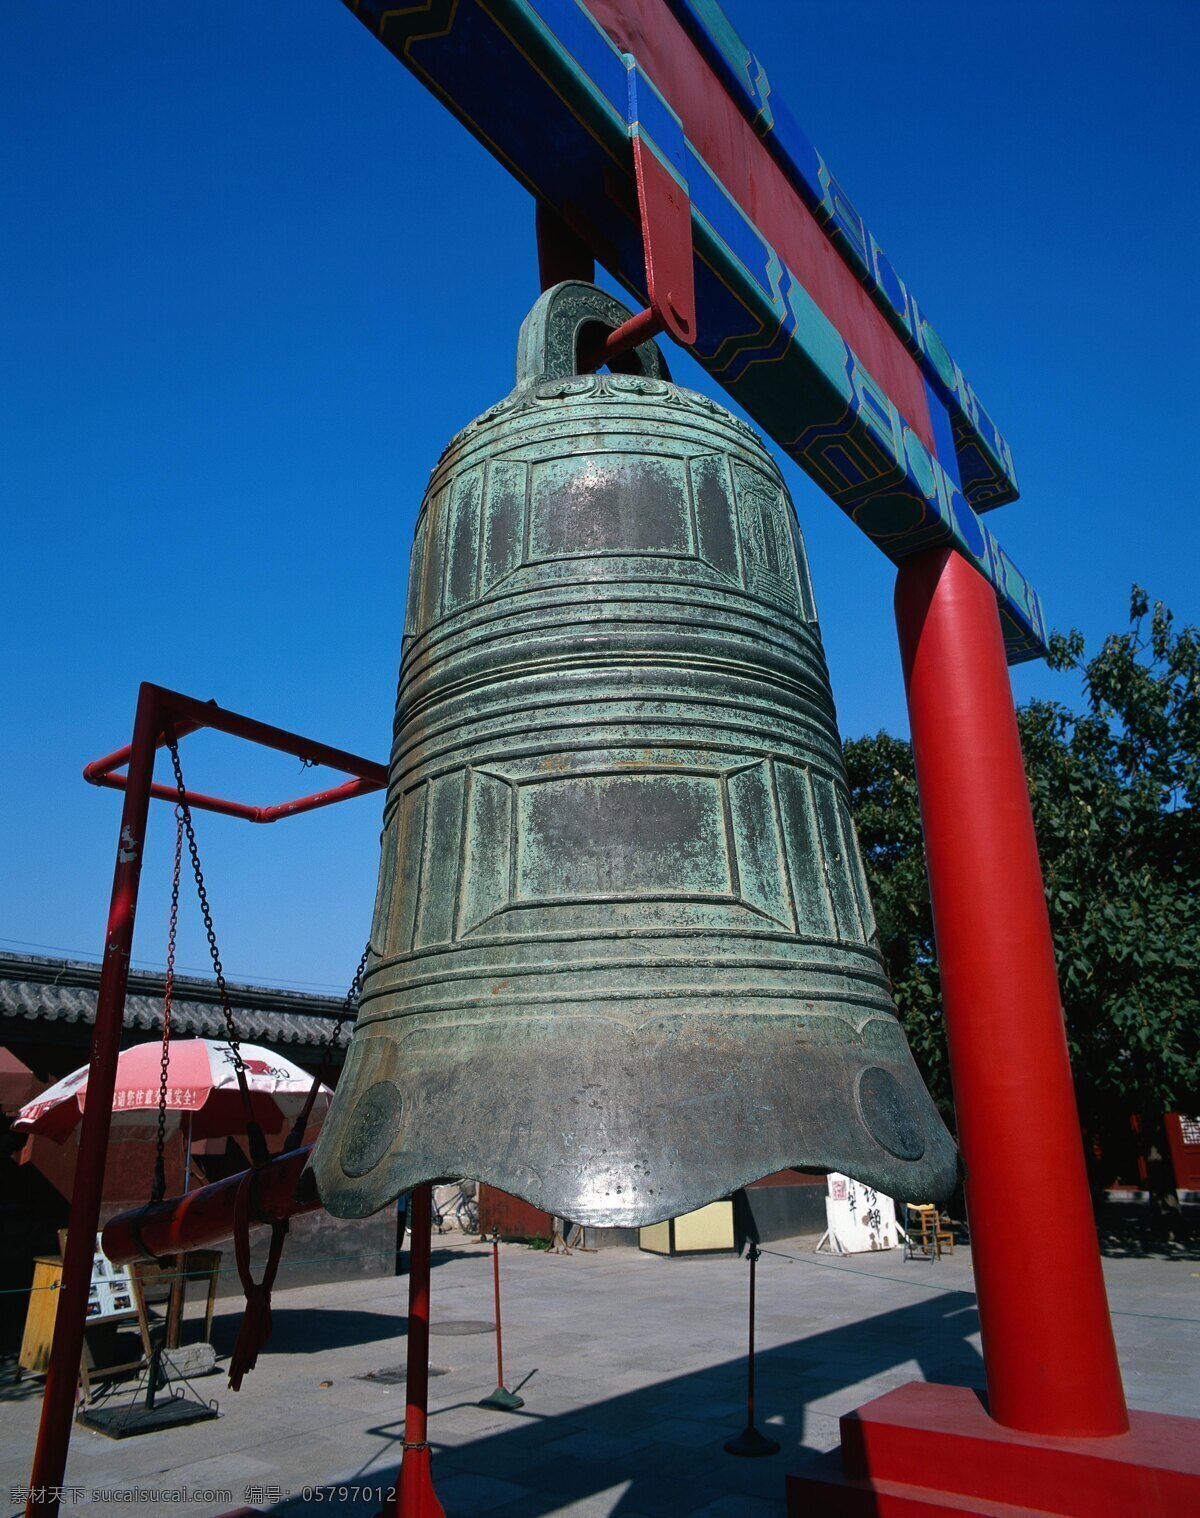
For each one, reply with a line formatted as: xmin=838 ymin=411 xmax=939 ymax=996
xmin=283 ymin=941 xmax=370 ymax=1152
xmin=166 ymin=737 xmax=267 ymax=1165
xmin=328 ymin=942 xmax=370 ymax=1058
xmin=150 ymin=809 xmax=184 ymax=1205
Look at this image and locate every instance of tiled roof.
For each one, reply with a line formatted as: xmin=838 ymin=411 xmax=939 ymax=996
xmin=0 ymin=951 xmax=348 ymax=1053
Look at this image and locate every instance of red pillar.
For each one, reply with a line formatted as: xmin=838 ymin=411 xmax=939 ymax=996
xmin=392 ymin=1184 xmax=445 ymax=1518
xmin=27 ymin=684 xmax=163 ymax=1517
xmin=894 ymin=547 xmax=1127 ymax=1437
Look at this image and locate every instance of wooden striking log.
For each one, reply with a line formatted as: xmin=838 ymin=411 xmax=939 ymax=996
xmin=102 ymin=1145 xmax=319 ymax=1265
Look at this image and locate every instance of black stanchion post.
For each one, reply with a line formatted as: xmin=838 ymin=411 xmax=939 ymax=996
xmin=725 ymin=1243 xmax=779 ymax=1457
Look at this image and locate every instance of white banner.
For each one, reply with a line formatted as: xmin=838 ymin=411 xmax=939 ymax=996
xmin=821 ymin=1173 xmax=898 ymax=1253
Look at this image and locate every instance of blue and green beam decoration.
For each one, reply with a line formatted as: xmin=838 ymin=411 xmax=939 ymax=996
xmin=343 ymin=0 xmax=1047 ymax=662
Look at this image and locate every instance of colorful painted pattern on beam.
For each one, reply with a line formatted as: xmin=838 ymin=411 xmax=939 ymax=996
xmin=342 ymin=0 xmax=1046 ymax=663
xmin=586 ymin=0 xmax=940 ymax=465
xmin=662 ymin=0 xmax=1018 ymax=511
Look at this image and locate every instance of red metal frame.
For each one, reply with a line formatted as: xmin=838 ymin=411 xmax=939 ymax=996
xmin=628 ymin=130 xmax=694 ymax=346
xmin=26 ymin=682 xmax=387 ymax=1518
xmin=83 ymin=687 xmax=386 ymax=822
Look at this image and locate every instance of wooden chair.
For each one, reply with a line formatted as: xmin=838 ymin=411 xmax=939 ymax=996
xmin=904 ymin=1203 xmax=953 ymax=1260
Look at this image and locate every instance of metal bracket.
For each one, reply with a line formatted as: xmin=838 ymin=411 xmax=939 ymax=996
xmin=581 ymin=57 xmax=696 ymax=370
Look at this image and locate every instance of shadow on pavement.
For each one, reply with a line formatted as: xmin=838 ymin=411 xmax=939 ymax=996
xmin=211 ymin=1307 xmax=410 ymax=1358
xmin=1098 ymin=1207 xmax=1200 ymax=1261
xmin=254 ymin=1288 xmax=983 ymax=1516
xmin=0 ymin=1353 xmax=52 ymax=1403
xmin=207 ymin=1247 xmax=483 ymax=1358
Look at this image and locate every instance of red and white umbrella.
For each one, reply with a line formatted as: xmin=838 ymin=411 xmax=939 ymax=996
xmin=14 ymin=1038 xmax=332 ymax=1145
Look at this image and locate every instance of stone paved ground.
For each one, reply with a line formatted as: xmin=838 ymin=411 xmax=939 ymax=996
xmin=3 ymin=1234 xmax=1197 ymax=1516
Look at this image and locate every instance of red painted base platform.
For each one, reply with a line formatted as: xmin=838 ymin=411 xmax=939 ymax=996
xmin=786 ymin=1382 xmax=1200 ymax=1516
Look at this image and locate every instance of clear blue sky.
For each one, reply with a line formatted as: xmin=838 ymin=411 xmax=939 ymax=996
xmin=3 ymin=2 xmax=1196 ymax=993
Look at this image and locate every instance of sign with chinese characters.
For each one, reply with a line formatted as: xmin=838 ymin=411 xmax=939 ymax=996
xmin=823 ymin=1172 xmax=898 ymax=1253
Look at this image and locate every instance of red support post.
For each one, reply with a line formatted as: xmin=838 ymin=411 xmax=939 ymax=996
xmin=392 ymin=1184 xmax=445 ymax=1518
xmin=535 ymin=200 xmax=594 ymax=290
xmin=27 ymin=683 xmax=164 ymax=1518
xmin=478 ymin=1231 xmax=523 ymax=1411
xmin=894 ymin=547 xmax=1127 ymax=1437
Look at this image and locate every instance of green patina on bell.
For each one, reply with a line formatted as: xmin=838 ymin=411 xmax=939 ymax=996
xmin=309 ymin=282 xmax=957 ymax=1227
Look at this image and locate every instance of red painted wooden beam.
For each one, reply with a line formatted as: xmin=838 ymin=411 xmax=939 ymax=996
xmin=102 ymin=1146 xmax=319 ymax=1265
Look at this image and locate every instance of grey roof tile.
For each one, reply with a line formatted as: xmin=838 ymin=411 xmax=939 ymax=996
xmin=0 ymin=951 xmax=347 ymax=1052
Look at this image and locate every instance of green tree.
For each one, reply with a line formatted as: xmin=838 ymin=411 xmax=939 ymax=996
xmin=845 ymin=588 xmax=1199 ymax=1230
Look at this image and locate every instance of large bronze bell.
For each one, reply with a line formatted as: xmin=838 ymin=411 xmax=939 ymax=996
xmin=309 ymin=283 xmax=957 ymax=1227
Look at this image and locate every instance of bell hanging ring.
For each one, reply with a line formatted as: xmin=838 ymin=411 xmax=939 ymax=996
xmin=308 ymin=281 xmax=957 ymax=1227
